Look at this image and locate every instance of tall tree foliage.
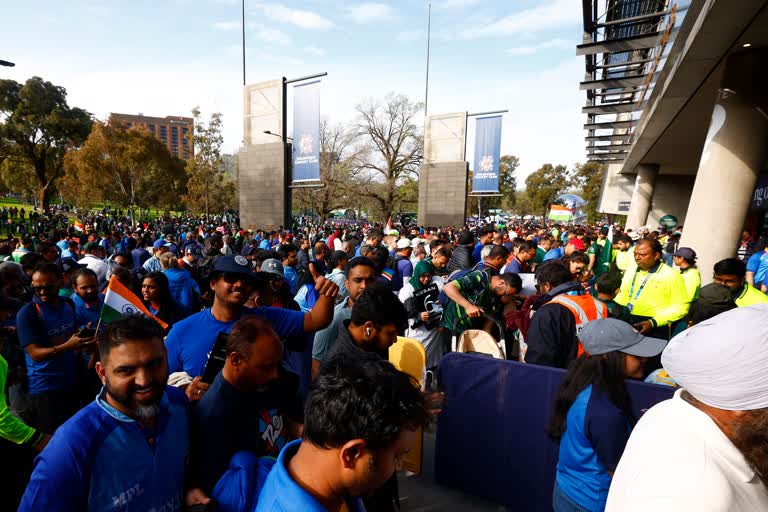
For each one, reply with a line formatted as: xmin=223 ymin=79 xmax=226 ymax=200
xmin=62 ymin=122 xmax=185 ymax=222
xmin=524 ymin=163 xmax=568 ymax=218
xmin=184 ymin=108 xmax=234 ymax=219
xmin=569 ymin=161 xmax=605 ymax=223
xmin=0 ymin=76 xmax=92 ymax=211
xmin=352 ymin=93 xmax=423 ymax=219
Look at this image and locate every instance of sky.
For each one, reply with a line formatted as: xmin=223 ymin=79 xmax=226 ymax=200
xmin=2 ymin=0 xmax=586 ymax=183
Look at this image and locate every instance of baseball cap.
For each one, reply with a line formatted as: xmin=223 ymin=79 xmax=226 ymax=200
xmin=673 ymin=247 xmax=697 ymax=259
xmin=410 ymin=238 xmax=423 ymax=249
xmin=579 ymin=318 xmax=667 ymax=358
xmin=567 ymin=238 xmax=586 ymax=251
xmin=153 ymin=239 xmax=172 ymax=250
xmin=396 ymin=238 xmax=411 ymax=250
xmin=628 ymin=231 xmax=641 ymax=241
xmin=212 ymin=254 xmax=256 ymax=278
xmin=185 ymin=244 xmax=203 ymax=257
xmin=58 ymin=257 xmax=85 ymax=273
xmin=260 ymin=258 xmax=284 ymax=278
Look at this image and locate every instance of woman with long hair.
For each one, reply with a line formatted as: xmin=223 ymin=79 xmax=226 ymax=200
xmin=141 ymin=272 xmax=189 ymax=330
xmin=547 ymin=318 xmax=666 ymax=512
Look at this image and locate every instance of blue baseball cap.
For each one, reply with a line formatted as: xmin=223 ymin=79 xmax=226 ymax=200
xmin=153 ymin=239 xmax=172 ymax=250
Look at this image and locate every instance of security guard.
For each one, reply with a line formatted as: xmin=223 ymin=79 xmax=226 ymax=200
xmin=672 ymin=247 xmax=701 ymax=305
xmin=713 ymin=257 xmax=768 ymax=307
xmin=614 ymin=239 xmax=688 ymax=340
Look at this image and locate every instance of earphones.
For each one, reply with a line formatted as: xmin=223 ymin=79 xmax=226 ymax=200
xmin=366 ymin=328 xmax=372 ymax=337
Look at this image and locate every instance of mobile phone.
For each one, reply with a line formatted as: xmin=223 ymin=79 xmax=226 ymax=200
xmin=79 ymin=328 xmax=96 ymax=338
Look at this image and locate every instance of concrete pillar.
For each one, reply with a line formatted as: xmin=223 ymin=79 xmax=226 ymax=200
xmin=680 ymin=49 xmax=768 ymax=284
xmin=625 ymin=164 xmax=659 ymax=228
xmin=419 ymin=112 xmax=469 ymax=227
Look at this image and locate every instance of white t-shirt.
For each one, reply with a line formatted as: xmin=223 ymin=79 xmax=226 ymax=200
xmin=79 ymin=254 xmax=109 ymax=285
xmin=606 ymin=389 xmax=768 ymax=511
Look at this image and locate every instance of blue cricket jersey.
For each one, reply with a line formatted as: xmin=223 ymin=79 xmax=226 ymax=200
xmin=165 ymin=306 xmax=305 ymax=378
xmin=19 ymin=386 xmax=190 ymax=512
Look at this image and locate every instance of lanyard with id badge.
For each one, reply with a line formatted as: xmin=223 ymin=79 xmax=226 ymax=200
xmin=626 ymin=265 xmax=659 ymax=313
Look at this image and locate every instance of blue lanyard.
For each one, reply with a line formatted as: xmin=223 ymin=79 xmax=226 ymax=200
xmin=628 ymin=262 xmax=660 ymax=304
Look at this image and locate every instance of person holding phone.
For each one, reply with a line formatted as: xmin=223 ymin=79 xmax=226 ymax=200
xmin=15 ymin=263 xmax=95 ymax=434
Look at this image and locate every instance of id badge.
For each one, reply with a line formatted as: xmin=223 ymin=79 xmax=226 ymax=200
xmin=626 ymin=303 xmax=634 ymax=314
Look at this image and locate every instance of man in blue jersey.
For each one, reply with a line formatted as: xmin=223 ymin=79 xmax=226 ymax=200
xmin=256 ymin=356 xmax=431 ymax=512
xmin=15 ymin=263 xmax=94 ymax=433
xmin=165 ymin=254 xmax=338 ymax=401
xmin=19 ymin=315 xmax=199 ymax=512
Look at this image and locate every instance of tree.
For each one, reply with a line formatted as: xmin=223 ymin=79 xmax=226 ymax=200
xmin=62 ymin=122 xmax=185 ymax=222
xmin=0 ymin=158 xmax=37 ymax=197
xmin=352 ymin=93 xmax=423 ymax=219
xmin=183 ymin=108 xmax=232 ymax=219
xmin=467 ymin=154 xmax=519 ymax=215
xmin=569 ymin=161 xmax=605 ymax=223
xmin=0 ymin=76 xmax=92 ymax=211
xmin=524 ymin=163 xmax=568 ymax=218
xmin=293 ymin=119 xmax=360 ymax=221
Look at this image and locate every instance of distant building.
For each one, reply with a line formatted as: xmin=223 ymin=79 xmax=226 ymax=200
xmin=109 ymin=112 xmax=194 ymax=160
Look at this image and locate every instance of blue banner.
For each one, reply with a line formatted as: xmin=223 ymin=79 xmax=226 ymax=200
xmin=292 ymin=80 xmax=321 ymax=182
xmin=471 ymin=115 xmax=502 ymax=193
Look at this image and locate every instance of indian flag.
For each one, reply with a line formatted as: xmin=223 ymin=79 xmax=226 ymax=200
xmin=100 ymin=276 xmax=168 ymax=329
xmin=549 ymin=204 xmax=573 ymax=222
xmin=73 ymin=221 xmax=84 ymax=232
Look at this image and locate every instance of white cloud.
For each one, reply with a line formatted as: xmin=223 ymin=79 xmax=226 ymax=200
xmin=304 ymin=45 xmax=327 ymax=56
xmin=461 ymin=0 xmax=579 ymax=39
xmin=507 ymin=38 xmax=570 ymax=56
xmin=213 ymin=20 xmax=240 ymax=31
xmin=260 ymin=3 xmax=334 ymax=30
xmin=346 ymin=3 xmax=396 ymax=24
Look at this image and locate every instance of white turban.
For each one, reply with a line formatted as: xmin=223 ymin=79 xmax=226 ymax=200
xmin=662 ymin=304 xmax=768 ymax=411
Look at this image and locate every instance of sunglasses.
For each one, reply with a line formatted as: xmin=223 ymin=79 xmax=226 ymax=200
xmin=220 ymin=272 xmax=255 ymax=285
xmin=31 ymin=284 xmax=57 ymax=294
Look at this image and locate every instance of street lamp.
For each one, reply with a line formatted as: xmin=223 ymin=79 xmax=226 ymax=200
xmin=0 ymin=60 xmax=15 ymax=67
xmin=263 ymin=130 xmax=293 ymax=141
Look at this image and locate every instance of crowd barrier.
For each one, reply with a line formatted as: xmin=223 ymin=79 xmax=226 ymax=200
xmin=434 ymin=353 xmax=675 ymax=511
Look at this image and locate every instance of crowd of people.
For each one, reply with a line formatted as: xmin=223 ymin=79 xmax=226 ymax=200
xmin=0 ymin=209 xmax=766 ymax=511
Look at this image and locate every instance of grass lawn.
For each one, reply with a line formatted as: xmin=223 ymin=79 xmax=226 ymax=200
xmin=0 ymin=197 xmax=182 ymax=225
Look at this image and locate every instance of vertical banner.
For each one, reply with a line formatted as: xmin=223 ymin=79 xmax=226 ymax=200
xmin=292 ymin=80 xmax=321 ymax=182
xmin=471 ymin=115 xmax=502 ymax=193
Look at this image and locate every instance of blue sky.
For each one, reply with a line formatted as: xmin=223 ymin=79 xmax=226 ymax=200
xmin=2 ymin=0 xmax=586 ymax=182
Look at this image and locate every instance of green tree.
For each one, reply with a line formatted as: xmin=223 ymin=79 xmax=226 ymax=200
xmin=183 ymin=107 xmax=232 ymax=219
xmin=0 ymin=76 xmax=92 ymax=211
xmin=525 ymin=163 xmax=568 ymax=218
xmin=62 ymin=122 xmax=184 ymax=222
xmin=569 ymin=161 xmax=605 ymax=223
xmin=0 ymin=158 xmax=37 ymax=197
xmin=352 ymin=93 xmax=423 ymax=219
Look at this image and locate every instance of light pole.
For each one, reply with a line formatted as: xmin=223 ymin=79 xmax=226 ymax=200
xmin=424 ymin=1 xmax=431 ymax=117
xmin=242 ymin=0 xmax=246 ymax=86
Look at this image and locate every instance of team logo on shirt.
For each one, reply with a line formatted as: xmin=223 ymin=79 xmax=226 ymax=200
xmin=259 ymin=409 xmax=286 ymax=454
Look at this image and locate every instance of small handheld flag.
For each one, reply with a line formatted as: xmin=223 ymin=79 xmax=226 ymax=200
xmin=99 ymin=276 xmax=168 ymax=330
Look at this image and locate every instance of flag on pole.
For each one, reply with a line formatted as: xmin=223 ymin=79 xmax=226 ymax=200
xmin=73 ymin=221 xmax=84 ymax=232
xmin=385 ymin=217 xmax=396 ymax=235
xmin=100 ymin=276 xmax=168 ymax=329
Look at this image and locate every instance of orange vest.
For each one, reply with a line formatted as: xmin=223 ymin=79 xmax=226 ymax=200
xmin=548 ymin=294 xmax=608 ymax=356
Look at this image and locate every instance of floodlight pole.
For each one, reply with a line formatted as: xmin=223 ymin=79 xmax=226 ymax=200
xmin=242 ymin=0 xmax=246 ymax=86
xmin=424 ymin=1 xmax=432 ymax=117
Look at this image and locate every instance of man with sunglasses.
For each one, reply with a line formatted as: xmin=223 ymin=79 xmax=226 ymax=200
xmin=164 ymin=255 xmax=338 ymax=401
xmin=15 ymin=263 xmax=94 ymax=433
